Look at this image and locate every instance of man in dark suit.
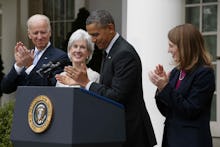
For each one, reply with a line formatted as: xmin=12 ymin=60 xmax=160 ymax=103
xmin=64 ymin=10 xmax=157 ymax=147
xmin=1 ymin=14 xmax=69 ymax=94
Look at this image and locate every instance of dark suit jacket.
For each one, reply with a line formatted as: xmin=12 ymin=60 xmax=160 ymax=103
xmin=1 ymin=45 xmax=70 ymax=94
xmin=155 ymin=65 xmax=215 ymax=147
xmin=90 ymin=36 xmax=157 ymax=147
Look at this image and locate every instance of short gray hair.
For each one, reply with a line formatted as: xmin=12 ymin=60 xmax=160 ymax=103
xmin=27 ymin=14 xmax=51 ymax=32
xmin=86 ymin=10 xmax=115 ymax=27
xmin=67 ymin=29 xmax=94 ymax=63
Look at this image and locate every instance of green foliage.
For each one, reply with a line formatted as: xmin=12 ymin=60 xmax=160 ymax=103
xmin=0 ymin=100 xmax=14 ymax=147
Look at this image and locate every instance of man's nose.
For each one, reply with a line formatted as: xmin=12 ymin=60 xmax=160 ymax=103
xmin=36 ymin=33 xmax=43 ymax=39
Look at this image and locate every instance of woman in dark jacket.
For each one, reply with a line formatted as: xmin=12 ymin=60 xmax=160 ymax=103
xmin=149 ymin=23 xmax=215 ymax=147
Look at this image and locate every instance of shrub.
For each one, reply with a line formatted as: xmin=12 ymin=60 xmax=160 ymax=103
xmin=0 ymin=100 xmax=14 ymax=147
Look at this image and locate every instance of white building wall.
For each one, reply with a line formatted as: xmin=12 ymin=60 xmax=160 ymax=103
xmin=1 ymin=0 xmax=17 ymax=79
xmin=0 ymin=0 xmax=18 ymax=104
xmin=126 ymin=0 xmax=184 ymax=146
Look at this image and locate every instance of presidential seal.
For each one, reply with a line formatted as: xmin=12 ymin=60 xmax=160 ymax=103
xmin=28 ymin=95 xmax=53 ymax=133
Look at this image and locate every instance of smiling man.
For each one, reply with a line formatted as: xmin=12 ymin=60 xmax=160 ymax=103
xmin=1 ymin=14 xmax=69 ymax=94
xmin=64 ymin=10 xmax=157 ymax=147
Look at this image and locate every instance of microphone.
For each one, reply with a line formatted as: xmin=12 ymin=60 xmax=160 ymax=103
xmin=36 ymin=59 xmax=70 ymax=78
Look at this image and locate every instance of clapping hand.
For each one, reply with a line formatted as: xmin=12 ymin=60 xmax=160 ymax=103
xmin=14 ymin=42 xmax=34 ymax=68
xmin=55 ymin=73 xmax=78 ymax=86
xmin=64 ymin=63 xmax=90 ymax=88
xmin=148 ymin=64 xmax=169 ymax=91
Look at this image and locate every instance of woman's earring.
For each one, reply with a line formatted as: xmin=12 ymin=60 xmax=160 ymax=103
xmin=85 ymin=56 xmax=89 ymax=63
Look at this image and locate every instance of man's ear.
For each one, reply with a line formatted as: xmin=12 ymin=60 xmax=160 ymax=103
xmin=27 ymin=31 xmax=31 ymax=39
xmin=108 ymin=23 xmax=115 ymax=32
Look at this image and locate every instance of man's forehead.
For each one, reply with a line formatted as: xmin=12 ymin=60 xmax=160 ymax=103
xmin=86 ymin=24 xmax=102 ymax=33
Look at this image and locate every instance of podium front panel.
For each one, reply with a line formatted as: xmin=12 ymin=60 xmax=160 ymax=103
xmin=10 ymin=86 xmax=125 ymax=147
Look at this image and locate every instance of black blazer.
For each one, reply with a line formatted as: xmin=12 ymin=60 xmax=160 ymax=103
xmin=155 ymin=66 xmax=215 ymax=147
xmin=1 ymin=45 xmax=69 ymax=94
xmin=90 ymin=36 xmax=157 ymax=147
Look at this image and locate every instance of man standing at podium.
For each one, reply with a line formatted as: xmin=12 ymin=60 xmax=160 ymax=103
xmin=64 ymin=10 xmax=157 ymax=147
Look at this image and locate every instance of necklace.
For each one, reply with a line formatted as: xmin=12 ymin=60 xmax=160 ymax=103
xmin=179 ymin=70 xmax=186 ymax=80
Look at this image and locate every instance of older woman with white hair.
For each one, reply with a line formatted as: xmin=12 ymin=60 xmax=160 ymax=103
xmin=55 ymin=29 xmax=99 ymax=87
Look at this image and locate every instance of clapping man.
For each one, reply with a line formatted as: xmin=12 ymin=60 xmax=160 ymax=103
xmin=1 ymin=14 xmax=69 ymax=94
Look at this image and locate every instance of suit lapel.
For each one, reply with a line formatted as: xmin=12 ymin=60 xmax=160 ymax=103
xmin=100 ymin=36 xmax=121 ymax=84
xmin=35 ymin=46 xmax=53 ymax=68
xmin=170 ymin=70 xmax=179 ymax=89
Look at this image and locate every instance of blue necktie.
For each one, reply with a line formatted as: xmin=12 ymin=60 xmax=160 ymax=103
xmin=33 ymin=50 xmax=41 ymax=65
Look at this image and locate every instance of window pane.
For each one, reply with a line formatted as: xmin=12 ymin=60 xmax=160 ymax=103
xmin=202 ymin=5 xmax=217 ymax=32
xmin=54 ymin=22 xmax=65 ymax=49
xmin=62 ymin=22 xmax=73 ymax=51
xmin=204 ymin=35 xmax=217 ymax=60
xmin=66 ymin=0 xmax=75 ymax=19
xmin=66 ymin=22 xmax=72 ymax=33
xmin=203 ymin=0 xmax=217 ymax=2
xmin=54 ymin=0 xmax=65 ymax=20
xmin=43 ymin=0 xmax=75 ymax=51
xmin=185 ymin=7 xmax=200 ymax=28
xmin=211 ymin=89 xmax=216 ymax=121
xmin=186 ymin=0 xmax=200 ymax=4
xmin=43 ymin=0 xmax=53 ymax=19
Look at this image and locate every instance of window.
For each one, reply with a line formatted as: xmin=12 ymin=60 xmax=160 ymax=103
xmin=185 ymin=0 xmax=220 ymax=137
xmin=43 ymin=0 xmax=75 ymax=51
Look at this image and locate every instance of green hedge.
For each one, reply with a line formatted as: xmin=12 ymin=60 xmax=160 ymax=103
xmin=0 ymin=100 xmax=14 ymax=147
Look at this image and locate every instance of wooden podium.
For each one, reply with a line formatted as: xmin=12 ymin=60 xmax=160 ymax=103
xmin=10 ymin=86 xmax=125 ymax=147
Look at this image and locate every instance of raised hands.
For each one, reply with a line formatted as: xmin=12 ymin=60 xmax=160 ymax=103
xmin=55 ymin=73 xmax=78 ymax=86
xmin=56 ymin=63 xmax=90 ymax=87
xmin=148 ymin=64 xmax=169 ymax=91
xmin=14 ymin=42 xmax=34 ymax=68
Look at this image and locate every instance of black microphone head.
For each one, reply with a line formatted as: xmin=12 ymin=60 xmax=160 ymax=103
xmin=56 ymin=58 xmax=71 ymax=66
xmin=37 ymin=58 xmax=71 ymax=77
xmin=42 ymin=61 xmax=53 ymax=68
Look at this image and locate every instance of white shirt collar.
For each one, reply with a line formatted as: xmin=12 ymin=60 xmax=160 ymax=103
xmin=105 ymin=33 xmax=119 ymax=54
xmin=34 ymin=42 xmax=51 ymax=53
